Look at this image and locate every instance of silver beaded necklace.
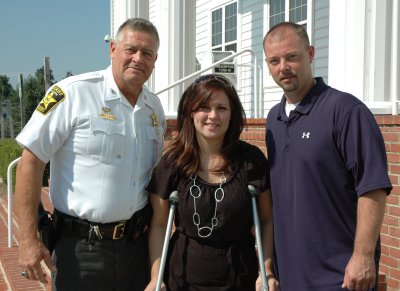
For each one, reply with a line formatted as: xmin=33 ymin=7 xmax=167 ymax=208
xmin=190 ymin=174 xmax=226 ymax=238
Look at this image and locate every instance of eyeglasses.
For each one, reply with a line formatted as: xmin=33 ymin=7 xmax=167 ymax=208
xmin=192 ymin=74 xmax=233 ymax=88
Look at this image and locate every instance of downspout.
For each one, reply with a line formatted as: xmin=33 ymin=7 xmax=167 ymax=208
xmin=391 ymin=0 xmax=399 ymax=115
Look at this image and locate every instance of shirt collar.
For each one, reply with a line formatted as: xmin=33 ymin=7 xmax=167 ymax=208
xmin=277 ymin=77 xmax=328 ymax=120
xmin=103 ymin=66 xmax=121 ymax=102
xmin=103 ymin=66 xmax=149 ymax=109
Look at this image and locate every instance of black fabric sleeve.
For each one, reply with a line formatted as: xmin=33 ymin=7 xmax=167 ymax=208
xmin=242 ymin=142 xmax=271 ymax=193
xmin=146 ymin=155 xmax=179 ymax=200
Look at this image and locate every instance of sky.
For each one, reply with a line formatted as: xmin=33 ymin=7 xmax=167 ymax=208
xmin=0 ymin=1 xmax=111 ymax=88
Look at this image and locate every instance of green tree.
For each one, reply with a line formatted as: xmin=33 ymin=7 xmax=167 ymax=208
xmin=23 ymin=67 xmax=54 ymax=122
xmin=19 ymin=67 xmax=54 ymax=186
xmin=10 ymin=84 xmax=22 ymax=133
xmin=0 ymin=75 xmax=19 ymax=135
xmin=0 ymin=67 xmax=56 ymax=185
xmin=0 ymin=75 xmax=15 ymax=99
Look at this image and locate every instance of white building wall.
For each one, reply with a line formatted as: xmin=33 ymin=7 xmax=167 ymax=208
xmin=148 ymin=0 xmax=170 ymax=113
xmin=111 ymin=0 xmax=196 ymax=116
xmin=195 ymin=0 xmax=210 ymax=71
xmin=313 ymin=0 xmax=329 ymax=83
xmin=238 ymin=0 xmax=265 ymax=118
xmin=110 ymin=0 xmax=149 ymax=37
xmin=195 ymin=0 xmax=264 ymax=117
xmin=329 ymin=0 xmax=398 ymax=114
xmin=110 ymin=0 xmax=399 ymax=116
xmin=329 ymin=0 xmax=366 ymax=103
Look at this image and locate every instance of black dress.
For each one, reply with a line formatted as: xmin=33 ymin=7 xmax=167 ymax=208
xmin=146 ymin=141 xmax=270 ymax=291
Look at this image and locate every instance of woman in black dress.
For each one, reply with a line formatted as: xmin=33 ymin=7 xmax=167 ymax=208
xmin=144 ymin=74 xmax=279 ymax=291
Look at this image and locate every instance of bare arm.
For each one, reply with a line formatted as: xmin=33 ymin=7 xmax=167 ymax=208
xmin=15 ymin=148 xmax=55 ymax=283
xmin=342 ymin=189 xmax=387 ymax=291
xmin=256 ymin=189 xmax=279 ymax=291
xmin=144 ymin=193 xmax=170 ymax=291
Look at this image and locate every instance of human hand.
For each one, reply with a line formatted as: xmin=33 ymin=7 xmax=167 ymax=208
xmin=144 ymin=277 xmax=166 ymax=291
xmin=18 ymin=238 xmax=55 ymax=283
xmin=256 ymin=273 xmax=280 ymax=291
xmin=342 ymin=253 xmax=376 ymax=291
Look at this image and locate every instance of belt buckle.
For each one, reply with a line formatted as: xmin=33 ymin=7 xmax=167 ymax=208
xmin=112 ymin=222 xmax=126 ymax=240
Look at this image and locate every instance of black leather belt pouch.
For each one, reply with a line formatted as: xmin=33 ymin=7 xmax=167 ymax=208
xmin=125 ymin=203 xmax=153 ymax=241
xmin=38 ymin=201 xmax=58 ymax=254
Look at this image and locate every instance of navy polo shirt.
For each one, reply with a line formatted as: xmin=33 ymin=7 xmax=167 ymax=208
xmin=266 ymin=78 xmax=392 ymax=291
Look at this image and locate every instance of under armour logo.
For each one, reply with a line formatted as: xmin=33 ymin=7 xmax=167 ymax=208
xmin=302 ymin=132 xmax=311 ymax=139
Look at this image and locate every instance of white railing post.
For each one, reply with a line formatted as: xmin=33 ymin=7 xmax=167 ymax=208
xmin=7 ymin=157 xmax=21 ymax=247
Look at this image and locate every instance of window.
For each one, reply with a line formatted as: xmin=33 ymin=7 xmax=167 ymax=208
xmin=212 ymin=2 xmax=237 ymax=52
xmin=269 ymin=0 xmax=307 ymax=28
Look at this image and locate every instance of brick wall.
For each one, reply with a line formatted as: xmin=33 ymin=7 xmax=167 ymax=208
xmin=166 ymin=115 xmax=400 ymax=290
xmin=376 ymin=115 xmax=400 ymax=291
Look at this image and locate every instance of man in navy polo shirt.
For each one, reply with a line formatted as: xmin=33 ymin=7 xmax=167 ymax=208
xmin=263 ymin=22 xmax=392 ymax=291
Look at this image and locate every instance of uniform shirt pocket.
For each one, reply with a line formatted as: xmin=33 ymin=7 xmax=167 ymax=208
xmin=141 ymin=126 xmax=163 ymax=170
xmin=87 ymin=116 xmax=126 ymax=164
xmin=146 ymin=126 xmax=163 ymax=143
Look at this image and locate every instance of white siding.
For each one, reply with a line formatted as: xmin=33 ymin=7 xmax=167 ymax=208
xmin=149 ymin=0 xmax=156 ymax=20
xmin=313 ymin=0 xmax=329 ymax=83
xmin=238 ymin=0 xmax=265 ymax=117
xmin=111 ymin=0 xmax=399 ymax=116
xmin=195 ymin=0 xmax=210 ymax=68
xmin=195 ymin=0 xmax=265 ymax=117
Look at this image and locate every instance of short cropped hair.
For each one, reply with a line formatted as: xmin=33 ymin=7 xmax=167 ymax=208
xmin=263 ymin=21 xmax=310 ymax=50
xmin=115 ymin=18 xmax=160 ymax=51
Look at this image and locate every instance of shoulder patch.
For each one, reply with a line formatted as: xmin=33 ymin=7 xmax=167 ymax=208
xmin=36 ymin=86 xmax=65 ymax=115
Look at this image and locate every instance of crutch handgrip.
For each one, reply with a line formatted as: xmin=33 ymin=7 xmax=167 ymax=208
xmin=248 ymin=185 xmax=269 ymax=291
xmin=248 ymin=184 xmax=258 ymax=198
xmin=169 ymin=190 xmax=179 ymax=203
xmin=156 ymin=190 xmax=179 ymax=291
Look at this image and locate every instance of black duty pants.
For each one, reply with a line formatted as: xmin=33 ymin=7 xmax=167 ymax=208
xmin=52 ymin=232 xmax=149 ymax=291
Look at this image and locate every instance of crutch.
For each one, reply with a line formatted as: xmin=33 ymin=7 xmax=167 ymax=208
xmin=248 ymin=185 xmax=269 ymax=291
xmin=156 ymin=190 xmax=179 ymax=291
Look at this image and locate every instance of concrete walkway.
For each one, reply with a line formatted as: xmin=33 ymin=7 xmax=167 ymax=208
xmin=0 ymin=187 xmax=52 ymax=291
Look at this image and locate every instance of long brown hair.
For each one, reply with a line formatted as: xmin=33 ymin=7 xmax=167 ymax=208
xmin=164 ymin=74 xmax=246 ymax=176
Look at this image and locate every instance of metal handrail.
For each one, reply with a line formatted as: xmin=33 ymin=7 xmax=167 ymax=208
xmin=155 ymin=49 xmax=263 ymax=117
xmin=7 ymin=157 xmax=21 ymax=247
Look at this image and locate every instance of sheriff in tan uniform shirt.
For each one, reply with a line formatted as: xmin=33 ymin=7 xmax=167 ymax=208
xmin=16 ymin=66 xmax=166 ymax=223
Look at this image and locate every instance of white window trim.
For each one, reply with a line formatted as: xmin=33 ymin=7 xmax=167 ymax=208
xmin=210 ymin=1 xmax=238 ymax=52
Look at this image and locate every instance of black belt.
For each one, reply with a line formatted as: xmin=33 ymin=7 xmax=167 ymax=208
xmin=55 ymin=204 xmax=152 ymax=241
